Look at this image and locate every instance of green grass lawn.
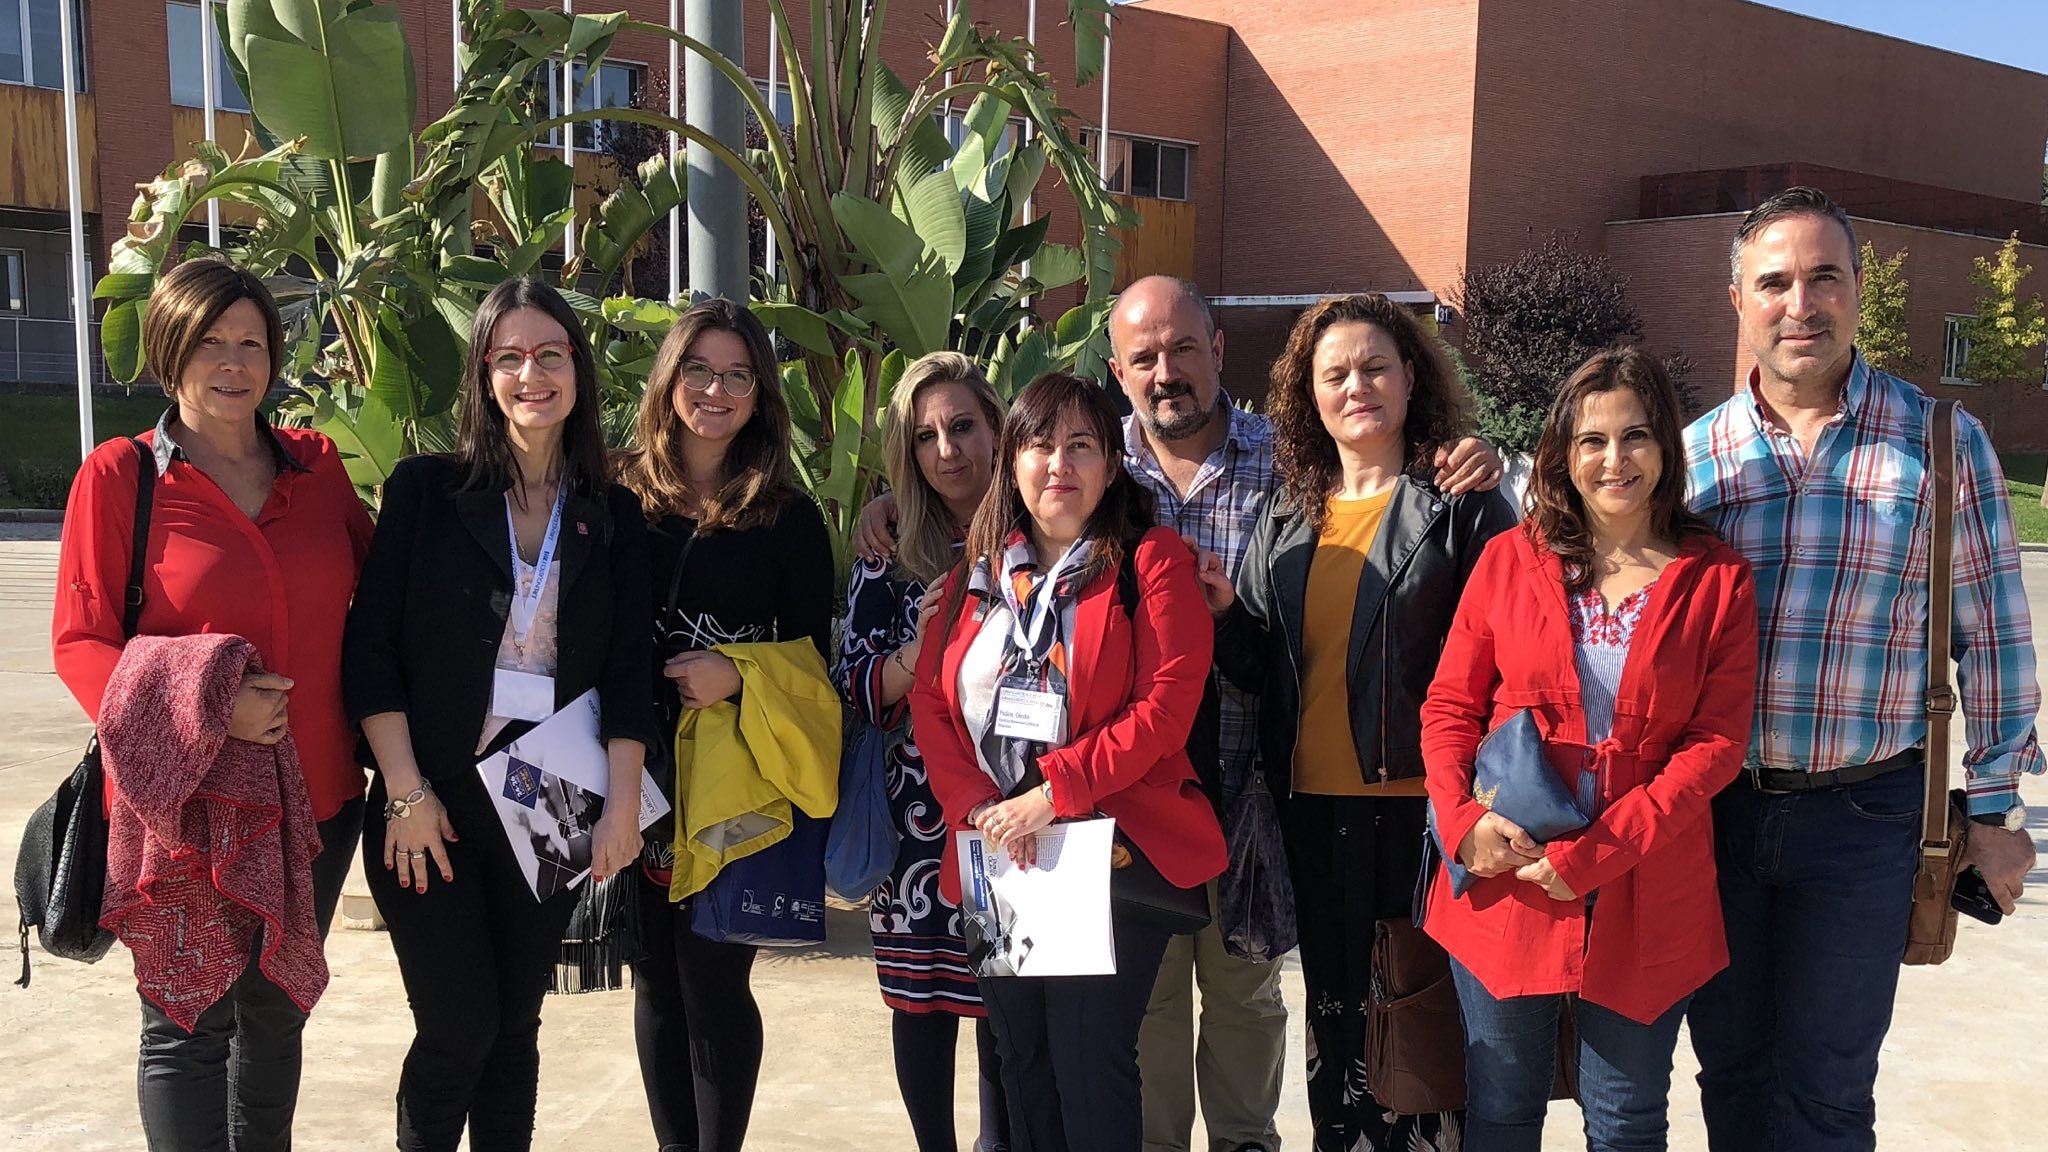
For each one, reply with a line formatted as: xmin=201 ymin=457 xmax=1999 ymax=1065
xmin=2002 ymin=453 xmax=2046 ymax=546
xmin=0 ymin=393 xmax=167 ymax=509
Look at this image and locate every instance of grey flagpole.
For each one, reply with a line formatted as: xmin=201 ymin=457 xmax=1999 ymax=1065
xmin=61 ymin=0 xmax=93 ymax=457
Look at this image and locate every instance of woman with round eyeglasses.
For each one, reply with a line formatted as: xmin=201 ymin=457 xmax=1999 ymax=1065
xmin=343 ymin=277 xmax=656 ymax=1151
xmin=615 ymin=299 xmax=835 ymax=1152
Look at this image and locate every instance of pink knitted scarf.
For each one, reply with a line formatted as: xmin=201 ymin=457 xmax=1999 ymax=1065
xmin=97 ymin=633 xmax=327 ymax=1031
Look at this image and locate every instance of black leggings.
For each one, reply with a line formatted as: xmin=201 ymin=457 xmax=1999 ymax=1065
xmin=892 ymin=1010 xmax=1011 ymax=1152
xmin=631 ymin=875 xmax=764 ymax=1152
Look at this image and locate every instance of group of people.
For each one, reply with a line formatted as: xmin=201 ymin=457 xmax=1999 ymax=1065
xmin=47 ymin=184 xmax=2039 ymax=1152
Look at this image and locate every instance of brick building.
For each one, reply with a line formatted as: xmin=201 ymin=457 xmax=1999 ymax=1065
xmin=4 ymin=0 xmax=2044 ymax=447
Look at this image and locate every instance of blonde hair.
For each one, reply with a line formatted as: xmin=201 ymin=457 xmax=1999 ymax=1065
xmin=882 ymin=352 xmax=1004 ymax=584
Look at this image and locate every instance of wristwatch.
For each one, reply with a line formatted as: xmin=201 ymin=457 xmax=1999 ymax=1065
xmin=1968 ymin=804 xmax=2027 ymax=832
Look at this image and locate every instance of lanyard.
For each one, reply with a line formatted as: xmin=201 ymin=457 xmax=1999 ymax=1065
xmin=505 ymin=483 xmax=567 ymax=648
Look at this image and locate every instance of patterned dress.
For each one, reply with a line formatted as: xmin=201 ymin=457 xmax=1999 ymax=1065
xmin=835 ymin=556 xmax=985 ymax=1017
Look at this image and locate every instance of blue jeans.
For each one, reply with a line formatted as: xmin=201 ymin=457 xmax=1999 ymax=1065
xmin=1687 ymin=761 xmax=1924 ymax=1152
xmin=1450 ymin=959 xmax=1688 ymax=1152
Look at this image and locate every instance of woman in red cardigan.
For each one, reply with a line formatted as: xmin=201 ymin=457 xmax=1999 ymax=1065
xmin=1420 ymin=347 xmax=1758 ymax=1151
xmin=52 ymin=257 xmax=373 ymax=1151
xmin=909 ymin=372 xmax=1226 ymax=1152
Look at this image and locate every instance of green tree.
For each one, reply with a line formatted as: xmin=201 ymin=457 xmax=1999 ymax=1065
xmin=1961 ymin=232 xmax=2048 ymax=383
xmin=1856 ymin=241 xmax=1919 ymax=373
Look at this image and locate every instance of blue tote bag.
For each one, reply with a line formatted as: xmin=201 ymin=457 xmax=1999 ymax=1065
xmin=824 ymin=722 xmax=900 ymax=902
xmin=690 ymin=811 xmax=830 ymax=947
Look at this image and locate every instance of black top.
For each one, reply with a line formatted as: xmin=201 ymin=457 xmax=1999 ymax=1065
xmin=342 ymin=454 xmax=659 ymax=783
xmin=646 ymin=491 xmax=836 ymax=746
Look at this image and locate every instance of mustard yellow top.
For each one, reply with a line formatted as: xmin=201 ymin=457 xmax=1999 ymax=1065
xmin=1291 ymin=490 xmax=1393 ymax=796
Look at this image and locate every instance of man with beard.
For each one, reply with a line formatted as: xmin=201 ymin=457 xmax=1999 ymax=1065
xmin=1109 ymin=276 xmax=1500 ymax=1152
xmin=1685 ymin=187 xmax=2041 ymax=1152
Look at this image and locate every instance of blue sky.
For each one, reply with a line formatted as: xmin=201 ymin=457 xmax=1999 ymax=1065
xmin=1752 ymin=1 xmax=2048 ymax=75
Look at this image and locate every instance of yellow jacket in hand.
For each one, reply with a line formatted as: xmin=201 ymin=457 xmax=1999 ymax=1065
xmin=669 ymin=641 xmax=842 ymax=901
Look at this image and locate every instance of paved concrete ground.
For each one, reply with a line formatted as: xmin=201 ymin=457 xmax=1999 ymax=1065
xmin=2 ymin=520 xmax=2043 ymax=1150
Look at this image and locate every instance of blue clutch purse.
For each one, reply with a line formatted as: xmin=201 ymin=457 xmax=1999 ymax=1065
xmin=1432 ymin=709 xmax=1587 ymax=897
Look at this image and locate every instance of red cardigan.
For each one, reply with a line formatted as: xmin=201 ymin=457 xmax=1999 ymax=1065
xmin=53 ymin=423 xmax=374 ymax=820
xmin=1420 ymin=527 xmax=1758 ymax=1024
xmin=910 ymin=526 xmax=1227 ymax=906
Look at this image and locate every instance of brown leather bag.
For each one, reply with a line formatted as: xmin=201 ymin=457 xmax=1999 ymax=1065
xmin=1367 ymin=917 xmax=1468 ymax=1113
xmin=1364 ymin=916 xmax=1585 ymax=1112
xmin=1903 ymin=399 xmax=1968 ymax=967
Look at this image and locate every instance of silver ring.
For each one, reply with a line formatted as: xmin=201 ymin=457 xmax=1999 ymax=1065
xmin=408 ymin=849 xmax=426 ymax=859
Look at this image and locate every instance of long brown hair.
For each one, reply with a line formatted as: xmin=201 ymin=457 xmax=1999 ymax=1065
xmin=617 ymin=299 xmax=795 ymax=531
xmin=455 ymin=277 xmax=612 ymax=507
xmin=883 ymin=351 xmax=1005 ymax=585
xmin=1524 ymin=346 xmax=1714 ymax=593
xmin=945 ymin=373 xmax=1155 ymax=627
xmin=1266 ymin=294 xmax=1471 ymax=531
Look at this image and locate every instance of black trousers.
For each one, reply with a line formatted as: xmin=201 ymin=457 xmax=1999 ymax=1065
xmin=136 ymin=797 xmax=363 ymax=1152
xmin=364 ymin=773 xmax=579 ymax=1152
xmin=977 ymin=913 xmax=1171 ymax=1152
xmin=1276 ymin=791 xmax=1462 ymax=1152
xmin=631 ymin=873 xmax=765 ymax=1152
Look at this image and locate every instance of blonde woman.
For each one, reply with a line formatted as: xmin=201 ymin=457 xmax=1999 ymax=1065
xmin=833 ymin=352 xmax=1012 ymax=1151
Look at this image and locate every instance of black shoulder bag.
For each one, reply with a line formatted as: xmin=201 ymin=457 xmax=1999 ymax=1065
xmin=13 ymin=438 xmax=155 ymax=986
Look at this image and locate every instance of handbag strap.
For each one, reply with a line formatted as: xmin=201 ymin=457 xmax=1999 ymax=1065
xmin=1920 ymin=400 xmax=1958 ymax=858
xmin=121 ymin=438 xmax=156 ymax=641
xmin=660 ymin=521 xmax=700 ymax=620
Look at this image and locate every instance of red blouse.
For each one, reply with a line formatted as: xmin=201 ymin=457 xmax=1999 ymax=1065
xmin=52 ymin=415 xmax=375 ymax=820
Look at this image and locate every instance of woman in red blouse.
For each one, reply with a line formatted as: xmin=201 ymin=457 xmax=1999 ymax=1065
xmin=1420 ymin=348 xmax=1758 ymax=1151
xmin=51 ymin=257 xmax=372 ymax=1152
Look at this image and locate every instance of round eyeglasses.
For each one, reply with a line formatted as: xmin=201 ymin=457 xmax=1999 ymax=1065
xmin=680 ymin=363 xmax=758 ymax=398
xmin=488 ymin=343 xmax=573 ymax=375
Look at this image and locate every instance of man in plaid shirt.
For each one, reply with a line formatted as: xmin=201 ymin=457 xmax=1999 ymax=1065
xmin=1685 ymin=188 xmax=2042 ymax=1152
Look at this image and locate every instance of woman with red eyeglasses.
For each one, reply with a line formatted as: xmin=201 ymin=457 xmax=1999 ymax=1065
xmin=342 ymin=277 xmax=656 ymax=1152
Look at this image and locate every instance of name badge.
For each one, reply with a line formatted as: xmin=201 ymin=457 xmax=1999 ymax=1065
xmin=492 ymin=668 xmax=557 ymax=722
xmin=992 ymin=674 xmax=1066 ymax=745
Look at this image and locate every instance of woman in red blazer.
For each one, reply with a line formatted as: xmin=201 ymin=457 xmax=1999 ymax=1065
xmin=1421 ymin=348 xmax=1758 ymax=1151
xmin=909 ymin=372 xmax=1225 ymax=1152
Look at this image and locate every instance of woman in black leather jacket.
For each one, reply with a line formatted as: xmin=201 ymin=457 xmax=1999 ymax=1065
xmin=1198 ymin=294 xmax=1514 ymax=1152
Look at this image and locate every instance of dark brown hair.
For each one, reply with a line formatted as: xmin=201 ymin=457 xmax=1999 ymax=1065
xmin=617 ymin=299 xmax=795 ymax=532
xmin=1266 ymin=294 xmax=1472 ymax=530
xmin=1730 ymin=185 xmax=1860 ymax=284
xmin=455 ymin=277 xmax=612 ymax=507
xmin=142 ymin=256 xmax=286 ymax=399
xmin=1524 ymin=346 xmax=1714 ymax=593
xmin=945 ymin=373 xmax=1155 ymax=627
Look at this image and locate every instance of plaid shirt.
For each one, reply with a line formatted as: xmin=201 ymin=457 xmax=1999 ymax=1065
xmin=1124 ymin=402 xmax=1273 ymax=793
xmin=1684 ymin=353 xmax=2042 ymax=814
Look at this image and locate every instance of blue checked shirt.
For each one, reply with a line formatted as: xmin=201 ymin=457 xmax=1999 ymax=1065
xmin=1124 ymin=402 xmax=1273 ymax=797
xmin=1685 ymin=353 xmax=2042 ymax=814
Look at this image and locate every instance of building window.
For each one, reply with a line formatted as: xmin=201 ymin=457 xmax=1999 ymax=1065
xmin=166 ymin=2 xmax=249 ymax=112
xmin=1 ymin=249 xmax=24 ymax=313
xmin=1080 ymin=131 xmax=1190 ymax=202
xmin=533 ymin=61 xmax=644 ymax=152
xmin=1942 ymin=314 xmax=1977 ymax=385
xmin=753 ymin=80 xmax=794 ymax=130
xmin=0 ymin=0 xmax=87 ymax=91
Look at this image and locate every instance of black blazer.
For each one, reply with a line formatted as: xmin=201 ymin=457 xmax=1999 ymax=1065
xmin=1215 ymin=475 xmax=1515 ymax=795
xmin=342 ymin=454 xmax=658 ymax=782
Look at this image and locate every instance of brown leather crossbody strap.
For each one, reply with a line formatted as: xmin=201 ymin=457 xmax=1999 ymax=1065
xmin=1922 ymin=400 xmax=1959 ymax=856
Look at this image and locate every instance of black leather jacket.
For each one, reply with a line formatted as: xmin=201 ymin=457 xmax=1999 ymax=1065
xmin=1215 ymin=476 xmax=1515 ymax=796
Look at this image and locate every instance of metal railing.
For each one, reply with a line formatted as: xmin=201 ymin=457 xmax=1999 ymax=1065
xmin=0 ymin=315 xmax=112 ymax=387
